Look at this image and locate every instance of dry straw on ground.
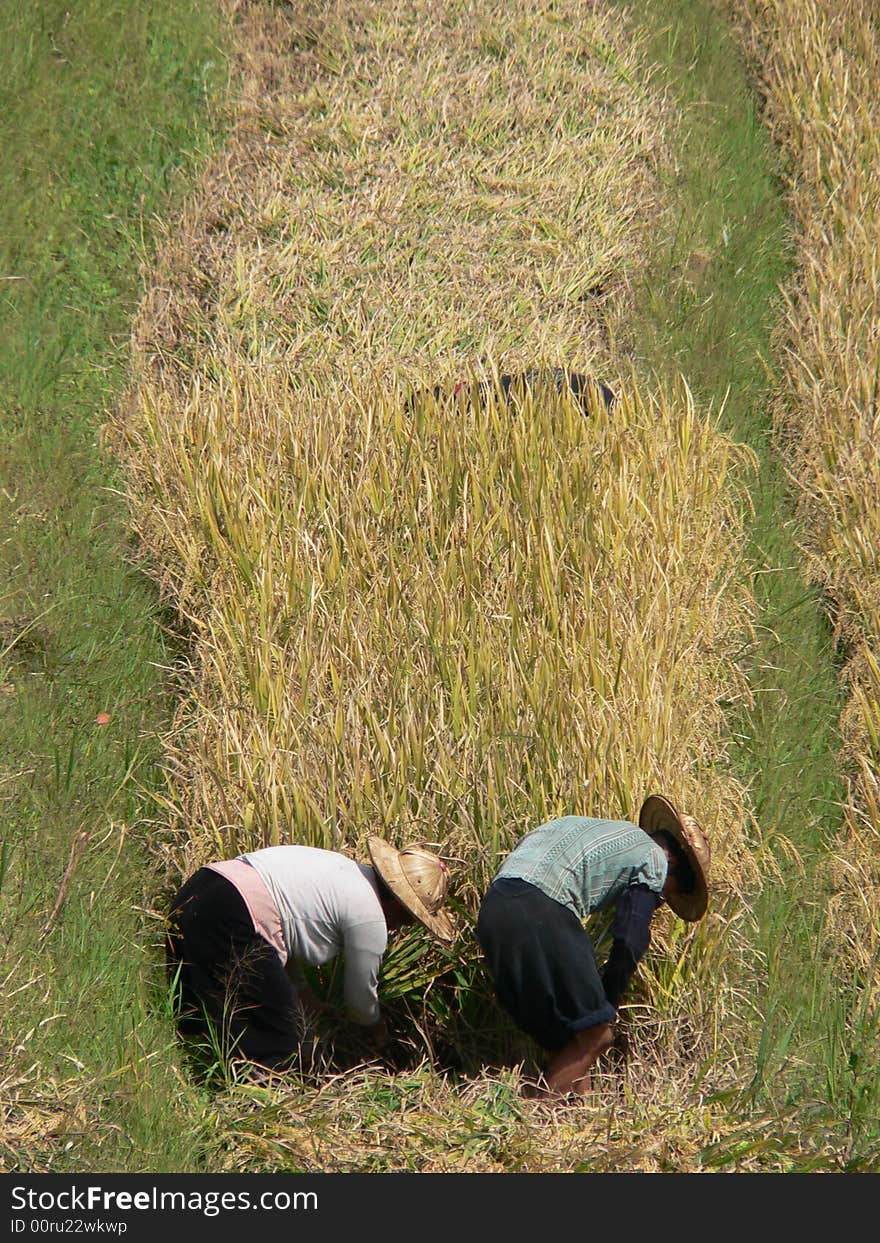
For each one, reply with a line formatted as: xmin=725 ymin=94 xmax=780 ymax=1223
xmin=108 ymin=0 xmax=767 ymax=1166
xmin=733 ymin=0 xmax=880 ymax=989
xmin=213 ymin=1056 xmax=840 ymax=1172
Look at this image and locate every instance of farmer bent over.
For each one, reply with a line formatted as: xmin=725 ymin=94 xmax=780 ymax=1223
xmin=476 ymin=794 xmax=710 ymax=1099
xmin=165 ymin=837 xmax=454 ymax=1076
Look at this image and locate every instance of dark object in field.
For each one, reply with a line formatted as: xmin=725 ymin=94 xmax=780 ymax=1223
xmin=411 ymin=369 xmax=616 ymax=415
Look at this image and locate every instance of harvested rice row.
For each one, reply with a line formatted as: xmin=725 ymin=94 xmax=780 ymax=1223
xmin=732 ymin=0 xmax=880 ymax=985
xmin=111 ymin=0 xmax=763 ymax=1150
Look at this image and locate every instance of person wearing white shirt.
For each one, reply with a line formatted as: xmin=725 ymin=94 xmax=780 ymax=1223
xmin=165 ymin=836 xmax=454 ymax=1076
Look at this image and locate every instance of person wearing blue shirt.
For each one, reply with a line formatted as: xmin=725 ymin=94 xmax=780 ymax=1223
xmin=476 ymin=793 xmax=711 ymax=1099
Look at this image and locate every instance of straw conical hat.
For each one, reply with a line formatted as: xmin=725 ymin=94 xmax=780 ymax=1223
xmin=639 ymin=794 xmax=710 ymax=922
xmin=367 ymin=836 xmax=455 ymax=942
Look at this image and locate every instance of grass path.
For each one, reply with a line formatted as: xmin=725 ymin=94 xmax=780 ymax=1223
xmin=0 ymin=0 xmax=228 ymax=1170
xmin=623 ymin=0 xmax=877 ymax=1164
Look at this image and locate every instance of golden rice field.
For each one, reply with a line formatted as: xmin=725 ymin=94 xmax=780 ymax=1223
xmin=14 ymin=0 xmax=880 ymax=1179
xmin=734 ymin=0 xmax=880 ymax=990
xmin=105 ymin=0 xmax=772 ymax=1165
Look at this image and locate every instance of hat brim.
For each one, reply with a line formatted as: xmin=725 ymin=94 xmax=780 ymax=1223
xmin=639 ymin=795 xmax=709 ymax=922
xmin=367 ymin=835 xmax=456 ymax=942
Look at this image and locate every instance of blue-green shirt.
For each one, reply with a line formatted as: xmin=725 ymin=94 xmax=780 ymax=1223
xmin=495 ymin=816 xmax=667 ymax=920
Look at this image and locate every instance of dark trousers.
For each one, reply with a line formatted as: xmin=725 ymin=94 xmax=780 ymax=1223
xmin=165 ymin=867 xmax=310 ymax=1071
xmin=477 ymin=877 xmax=616 ymax=1051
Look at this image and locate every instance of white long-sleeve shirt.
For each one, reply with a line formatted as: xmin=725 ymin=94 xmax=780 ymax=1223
xmin=242 ymin=844 xmax=387 ymax=1025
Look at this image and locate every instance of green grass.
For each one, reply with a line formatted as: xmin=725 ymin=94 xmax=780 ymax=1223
xmin=0 ymin=0 xmax=229 ymax=1171
xmin=622 ymin=0 xmax=879 ymax=1165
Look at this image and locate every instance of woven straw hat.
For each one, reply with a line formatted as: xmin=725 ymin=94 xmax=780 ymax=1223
xmin=366 ymin=835 xmax=455 ymax=942
xmin=639 ymin=794 xmax=710 ymax=922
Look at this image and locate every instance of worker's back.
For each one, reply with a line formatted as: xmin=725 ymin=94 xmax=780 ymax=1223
xmin=495 ymin=815 xmax=667 ymax=919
